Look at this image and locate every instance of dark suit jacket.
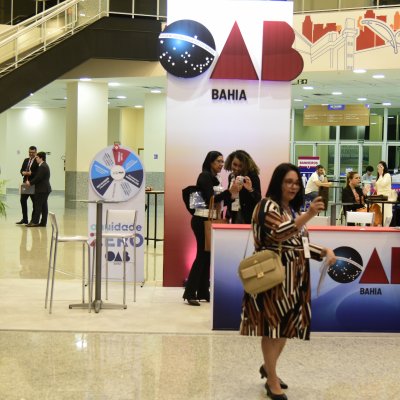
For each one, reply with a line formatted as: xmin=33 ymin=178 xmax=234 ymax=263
xmin=29 ymin=162 xmax=52 ymax=194
xmin=226 ymin=171 xmax=262 ymax=223
xmin=20 ymin=157 xmax=38 ymax=183
xmin=342 ymin=186 xmax=365 ymax=213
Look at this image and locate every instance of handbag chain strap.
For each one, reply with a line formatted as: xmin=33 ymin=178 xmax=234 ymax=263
xmin=242 ymin=199 xmax=282 ymax=260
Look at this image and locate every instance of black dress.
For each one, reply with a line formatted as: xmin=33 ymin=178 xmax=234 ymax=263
xmin=183 ymin=171 xmax=231 ymax=300
xmin=341 ymin=185 xmax=365 ymax=213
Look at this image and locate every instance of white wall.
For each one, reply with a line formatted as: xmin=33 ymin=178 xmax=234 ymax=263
xmin=0 ymin=112 xmax=7 ymax=181
xmin=5 ymin=108 xmax=66 ymax=191
xmin=144 ymin=93 xmax=166 ymax=172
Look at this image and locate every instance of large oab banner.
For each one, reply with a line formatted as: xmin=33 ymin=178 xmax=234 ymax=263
xmin=163 ymin=0 xmax=302 ymax=286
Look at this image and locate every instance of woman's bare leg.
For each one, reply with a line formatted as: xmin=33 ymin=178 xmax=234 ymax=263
xmin=261 ymin=337 xmax=287 ymax=394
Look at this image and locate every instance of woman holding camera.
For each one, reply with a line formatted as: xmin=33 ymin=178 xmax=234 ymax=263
xmin=224 ymin=150 xmax=261 ymax=224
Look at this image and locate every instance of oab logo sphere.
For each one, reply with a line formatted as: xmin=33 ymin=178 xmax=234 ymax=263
xmin=158 ymin=19 xmax=216 ymax=78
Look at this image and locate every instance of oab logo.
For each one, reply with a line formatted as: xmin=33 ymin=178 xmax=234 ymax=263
xmin=328 ymin=246 xmax=400 ymax=294
xmin=158 ymin=19 xmax=303 ymax=81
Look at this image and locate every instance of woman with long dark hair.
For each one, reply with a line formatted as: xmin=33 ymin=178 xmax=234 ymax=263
xmin=224 ymin=150 xmax=261 ymax=224
xmin=375 ymin=160 xmax=392 ymax=224
xmin=240 ymin=163 xmax=336 ymax=400
xmin=183 ymin=151 xmax=238 ymax=306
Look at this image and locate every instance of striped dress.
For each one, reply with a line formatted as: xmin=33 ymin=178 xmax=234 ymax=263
xmin=240 ymin=198 xmax=323 ymax=340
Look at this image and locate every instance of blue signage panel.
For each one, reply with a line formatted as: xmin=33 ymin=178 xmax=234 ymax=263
xmin=212 ymin=226 xmax=400 ymax=332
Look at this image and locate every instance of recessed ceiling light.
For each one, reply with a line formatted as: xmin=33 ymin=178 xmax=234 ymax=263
xmin=150 ymin=89 xmax=162 ymax=94
xmin=332 ymin=91 xmax=342 ymax=95
xmin=370 ymin=122 xmax=377 ymax=125
xmin=80 ymin=77 xmax=92 ymax=82
xmin=372 ymin=74 xmax=385 ymax=79
xmin=293 ymin=99 xmax=303 ymax=102
xmin=108 ymin=82 xmax=120 ymax=87
xmin=116 ymin=95 xmax=127 ymax=99
xmin=321 ymin=103 xmax=329 ymax=106
xmin=303 ymin=86 xmax=314 ymax=90
xmin=353 ymin=69 xmax=367 ymax=73
xmin=134 ymin=105 xmax=143 ymax=109
xmin=382 ymin=102 xmax=391 ymax=106
xmin=388 ymin=116 xmax=395 ymax=119
xmin=357 ymin=97 xmax=367 ymax=101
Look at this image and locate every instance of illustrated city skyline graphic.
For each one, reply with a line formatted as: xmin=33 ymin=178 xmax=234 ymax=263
xmin=301 ymin=9 xmax=400 ymax=51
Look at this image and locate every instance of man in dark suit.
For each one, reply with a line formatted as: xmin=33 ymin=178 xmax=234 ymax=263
xmin=16 ymin=146 xmax=39 ymax=225
xmin=25 ymin=151 xmax=52 ymax=227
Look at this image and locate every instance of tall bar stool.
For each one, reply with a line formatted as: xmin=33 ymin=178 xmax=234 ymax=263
xmin=100 ymin=209 xmax=137 ymax=306
xmin=45 ymin=212 xmax=91 ymax=314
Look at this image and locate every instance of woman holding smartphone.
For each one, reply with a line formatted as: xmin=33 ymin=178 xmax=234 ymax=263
xmin=224 ymin=150 xmax=262 ymax=224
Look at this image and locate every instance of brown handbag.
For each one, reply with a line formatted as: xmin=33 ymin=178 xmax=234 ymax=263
xmin=204 ymin=196 xmax=227 ymax=252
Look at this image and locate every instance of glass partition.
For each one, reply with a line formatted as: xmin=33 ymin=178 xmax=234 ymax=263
xmin=302 ymin=0 xmax=339 ymax=11
xmin=362 ymin=145 xmax=382 ymax=176
xmin=294 ymin=144 xmax=314 ymax=166
xmin=369 ymin=109 xmax=384 ymax=142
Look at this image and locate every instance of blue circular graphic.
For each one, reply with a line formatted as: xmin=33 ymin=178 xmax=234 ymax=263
xmin=328 ymin=246 xmax=363 ymax=283
xmin=89 ymin=146 xmax=144 ymax=201
xmin=158 ymin=19 xmax=216 ymax=78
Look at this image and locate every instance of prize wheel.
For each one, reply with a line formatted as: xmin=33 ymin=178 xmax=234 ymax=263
xmin=89 ymin=145 xmax=144 ymax=201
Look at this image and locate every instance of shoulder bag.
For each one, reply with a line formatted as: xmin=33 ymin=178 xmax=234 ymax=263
xmin=204 ymin=195 xmax=227 ymax=252
xmin=237 ymin=203 xmax=285 ymax=295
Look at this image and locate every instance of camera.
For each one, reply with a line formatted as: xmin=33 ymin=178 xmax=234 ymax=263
xmin=236 ymin=176 xmax=244 ymax=184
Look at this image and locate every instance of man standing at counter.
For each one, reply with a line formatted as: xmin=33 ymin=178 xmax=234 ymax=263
xmin=305 ymin=164 xmax=332 ymax=202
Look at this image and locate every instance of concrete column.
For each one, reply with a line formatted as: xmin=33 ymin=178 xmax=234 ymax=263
xmin=65 ymin=81 xmax=108 ymax=208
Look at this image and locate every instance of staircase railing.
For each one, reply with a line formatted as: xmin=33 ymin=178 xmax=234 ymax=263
xmin=0 ymin=0 xmax=108 ymax=78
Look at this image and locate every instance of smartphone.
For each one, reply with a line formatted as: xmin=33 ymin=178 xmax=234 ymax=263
xmin=318 ymin=186 xmax=329 ymax=210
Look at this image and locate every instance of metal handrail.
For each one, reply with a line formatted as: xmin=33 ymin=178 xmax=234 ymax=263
xmin=0 ymin=0 xmax=108 ymax=78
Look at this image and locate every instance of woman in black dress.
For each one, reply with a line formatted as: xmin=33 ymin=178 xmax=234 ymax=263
xmin=341 ymin=172 xmax=366 ymax=224
xmin=224 ymin=150 xmax=262 ymax=224
xmin=183 ymin=151 xmax=239 ymax=306
xmin=240 ymin=163 xmax=336 ymax=400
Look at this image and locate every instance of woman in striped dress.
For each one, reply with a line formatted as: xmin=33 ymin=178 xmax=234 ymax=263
xmin=240 ymin=163 xmax=336 ymax=400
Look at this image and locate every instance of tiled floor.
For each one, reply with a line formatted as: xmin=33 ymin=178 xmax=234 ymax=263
xmin=0 ymin=193 xmax=400 ymax=400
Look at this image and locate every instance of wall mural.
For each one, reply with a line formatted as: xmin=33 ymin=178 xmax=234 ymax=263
xmin=294 ymin=8 xmax=400 ymax=71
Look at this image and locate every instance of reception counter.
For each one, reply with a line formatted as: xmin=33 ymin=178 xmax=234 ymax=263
xmin=210 ymin=224 xmax=400 ymax=332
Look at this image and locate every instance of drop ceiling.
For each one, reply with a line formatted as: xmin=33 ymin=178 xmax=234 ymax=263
xmin=11 ymin=68 xmax=400 ymax=111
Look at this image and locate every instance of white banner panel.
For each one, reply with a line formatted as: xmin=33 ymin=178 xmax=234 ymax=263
xmin=88 ymin=145 xmax=145 ymax=283
xmin=164 ymin=0 xmax=299 ymax=285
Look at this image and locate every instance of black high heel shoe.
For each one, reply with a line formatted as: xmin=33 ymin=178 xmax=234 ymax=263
xmin=196 ymin=294 xmax=210 ymax=302
xmin=183 ymin=297 xmax=200 ymax=306
xmin=260 ymin=365 xmax=288 ymax=389
xmin=265 ymin=383 xmax=288 ymax=400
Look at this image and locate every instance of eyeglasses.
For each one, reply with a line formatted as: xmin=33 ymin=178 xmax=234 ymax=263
xmin=283 ymin=180 xmax=301 ymax=187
